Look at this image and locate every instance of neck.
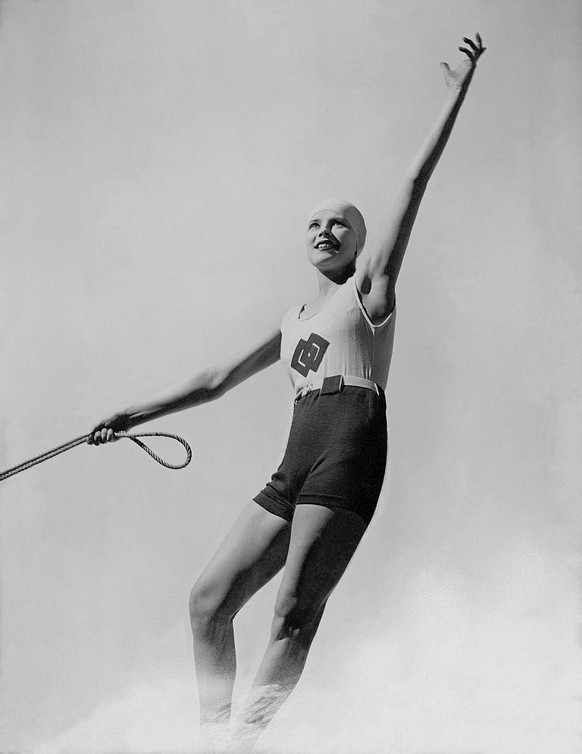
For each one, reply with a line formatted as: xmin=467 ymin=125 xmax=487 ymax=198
xmin=316 ymin=272 xmax=338 ymax=295
xmin=316 ymin=265 xmax=355 ymax=294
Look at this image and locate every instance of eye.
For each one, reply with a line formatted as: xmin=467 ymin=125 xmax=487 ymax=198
xmin=308 ymin=221 xmax=319 ymax=230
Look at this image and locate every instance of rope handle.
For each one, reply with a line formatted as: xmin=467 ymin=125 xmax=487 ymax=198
xmin=115 ymin=431 xmax=192 ymax=470
xmin=0 ymin=431 xmax=192 ymax=482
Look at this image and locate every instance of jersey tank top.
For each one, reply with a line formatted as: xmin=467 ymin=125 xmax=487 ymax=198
xmin=280 ymin=276 xmax=396 ymax=396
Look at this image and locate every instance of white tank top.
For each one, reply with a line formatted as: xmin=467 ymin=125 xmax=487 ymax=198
xmin=280 ymin=276 xmax=396 ymax=396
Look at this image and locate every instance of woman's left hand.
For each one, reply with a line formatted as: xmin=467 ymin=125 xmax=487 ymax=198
xmin=441 ymin=33 xmax=486 ymax=92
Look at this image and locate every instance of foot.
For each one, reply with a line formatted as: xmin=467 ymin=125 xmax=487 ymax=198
xmin=195 ymin=720 xmax=233 ymax=754
xmin=231 ymin=684 xmax=289 ymax=753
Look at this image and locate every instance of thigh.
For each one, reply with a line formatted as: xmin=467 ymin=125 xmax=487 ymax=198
xmin=193 ymin=502 xmax=291 ymax=616
xmin=276 ymin=504 xmax=368 ymax=613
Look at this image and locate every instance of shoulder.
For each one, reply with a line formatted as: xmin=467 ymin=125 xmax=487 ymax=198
xmin=281 ymin=304 xmax=301 ymax=328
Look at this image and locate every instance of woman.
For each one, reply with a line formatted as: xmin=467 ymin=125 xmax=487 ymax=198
xmin=89 ymin=35 xmax=485 ymax=752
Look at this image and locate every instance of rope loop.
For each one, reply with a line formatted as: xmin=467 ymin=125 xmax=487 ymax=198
xmin=0 ymin=431 xmax=192 ymax=482
xmin=115 ymin=431 xmax=192 ymax=470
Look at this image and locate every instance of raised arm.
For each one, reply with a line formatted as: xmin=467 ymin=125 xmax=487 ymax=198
xmin=355 ymin=34 xmax=486 ymax=322
xmin=88 ymin=329 xmax=281 ymax=443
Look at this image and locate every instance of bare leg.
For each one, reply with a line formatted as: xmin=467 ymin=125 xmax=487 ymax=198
xmin=189 ymin=502 xmax=291 ymax=743
xmin=233 ymin=504 xmax=368 ymax=751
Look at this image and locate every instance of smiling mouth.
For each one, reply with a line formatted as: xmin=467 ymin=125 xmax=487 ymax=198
xmin=315 ymin=241 xmax=338 ymax=251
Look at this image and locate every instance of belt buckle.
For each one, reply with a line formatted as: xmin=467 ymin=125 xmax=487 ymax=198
xmin=320 ymin=375 xmax=344 ymax=395
xmin=294 ymin=384 xmax=312 ymax=404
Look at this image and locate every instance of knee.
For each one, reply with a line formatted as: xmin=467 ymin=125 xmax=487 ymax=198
xmin=271 ymin=590 xmax=322 ymax=645
xmin=189 ymin=578 xmax=230 ymax=631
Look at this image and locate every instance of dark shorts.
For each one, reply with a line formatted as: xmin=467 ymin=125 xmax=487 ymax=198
xmin=254 ymin=383 xmax=387 ymax=525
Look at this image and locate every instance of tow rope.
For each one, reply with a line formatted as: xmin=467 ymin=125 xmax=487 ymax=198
xmin=0 ymin=432 xmax=192 ymax=482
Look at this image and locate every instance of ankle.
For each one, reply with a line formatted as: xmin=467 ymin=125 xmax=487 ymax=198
xmin=200 ymin=700 xmax=232 ymax=727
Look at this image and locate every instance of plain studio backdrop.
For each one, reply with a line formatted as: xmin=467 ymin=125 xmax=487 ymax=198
xmin=1 ymin=2 xmax=581 ymax=753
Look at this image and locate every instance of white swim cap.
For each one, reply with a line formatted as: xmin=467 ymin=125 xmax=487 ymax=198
xmin=308 ymin=199 xmax=367 ymax=253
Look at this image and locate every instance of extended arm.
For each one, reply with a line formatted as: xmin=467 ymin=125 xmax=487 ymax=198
xmin=88 ymin=329 xmax=281 ymax=443
xmin=356 ymin=34 xmax=486 ymax=321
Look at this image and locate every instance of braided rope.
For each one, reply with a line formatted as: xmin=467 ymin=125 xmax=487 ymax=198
xmin=0 ymin=431 xmax=192 ymax=482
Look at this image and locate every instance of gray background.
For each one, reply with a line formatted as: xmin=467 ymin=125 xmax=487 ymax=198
xmin=1 ymin=1 xmax=581 ymax=753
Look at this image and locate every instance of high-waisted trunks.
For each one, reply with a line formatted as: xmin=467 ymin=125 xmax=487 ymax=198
xmin=253 ymin=382 xmax=387 ymax=525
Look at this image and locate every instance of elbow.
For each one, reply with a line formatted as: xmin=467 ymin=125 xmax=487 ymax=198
xmin=400 ymin=162 xmax=432 ymax=192
xmin=409 ymin=169 xmax=432 ymax=193
xmin=191 ymin=368 xmax=227 ymax=403
xmin=205 ymin=368 xmax=229 ymax=400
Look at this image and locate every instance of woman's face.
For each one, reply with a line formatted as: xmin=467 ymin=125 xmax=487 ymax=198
xmin=305 ymin=210 xmax=358 ymax=275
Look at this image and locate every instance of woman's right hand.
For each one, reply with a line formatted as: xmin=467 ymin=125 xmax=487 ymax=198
xmin=87 ymin=412 xmax=133 ymax=445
